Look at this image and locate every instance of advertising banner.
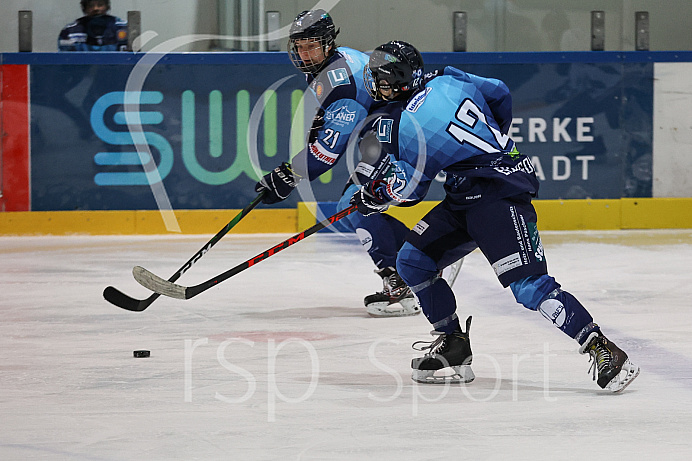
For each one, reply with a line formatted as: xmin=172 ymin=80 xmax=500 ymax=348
xmin=9 ymin=53 xmax=655 ymax=211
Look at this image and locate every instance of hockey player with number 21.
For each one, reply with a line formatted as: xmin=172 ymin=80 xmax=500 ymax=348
xmin=350 ymin=40 xmax=640 ymax=392
xmin=256 ymin=10 xmax=464 ymax=317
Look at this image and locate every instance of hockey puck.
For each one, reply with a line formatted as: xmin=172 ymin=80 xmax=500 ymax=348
xmin=133 ymin=350 xmax=150 ymax=358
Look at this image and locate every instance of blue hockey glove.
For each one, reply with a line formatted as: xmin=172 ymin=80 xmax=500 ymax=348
xmin=255 ymin=163 xmax=301 ymax=204
xmin=350 ymin=180 xmax=390 ymax=216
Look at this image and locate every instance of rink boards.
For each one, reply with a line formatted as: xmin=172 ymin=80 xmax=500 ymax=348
xmin=1 ymin=51 xmax=691 ymax=233
xmin=1 ymin=197 xmax=691 ymax=235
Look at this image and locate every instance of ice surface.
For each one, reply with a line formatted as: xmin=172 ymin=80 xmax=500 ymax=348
xmin=1 ymin=230 xmax=692 ymax=460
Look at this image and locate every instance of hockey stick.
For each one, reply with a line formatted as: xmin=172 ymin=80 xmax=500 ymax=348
xmin=133 ymin=204 xmax=358 ymax=300
xmin=103 ymin=192 xmax=266 ymax=311
xmin=443 ymin=257 xmax=465 ymax=288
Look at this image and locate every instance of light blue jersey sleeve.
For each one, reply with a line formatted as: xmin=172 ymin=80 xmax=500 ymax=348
xmin=443 ymin=67 xmax=513 ymax=134
xmin=374 ymin=73 xmax=515 ymax=204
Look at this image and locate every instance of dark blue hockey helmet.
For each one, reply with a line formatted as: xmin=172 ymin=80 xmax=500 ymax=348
xmin=364 ymin=41 xmax=424 ymax=101
xmin=288 ymin=9 xmax=340 ymax=75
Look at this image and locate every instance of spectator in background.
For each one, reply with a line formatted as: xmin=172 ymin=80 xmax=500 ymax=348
xmin=59 ymin=0 xmax=128 ymax=51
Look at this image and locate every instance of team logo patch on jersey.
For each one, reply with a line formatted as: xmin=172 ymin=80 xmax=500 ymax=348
xmin=315 ymin=82 xmax=324 ymax=98
xmin=406 ymin=87 xmax=432 ymax=113
xmin=327 ymin=68 xmax=350 ymax=87
xmin=376 ymin=118 xmax=393 ymax=143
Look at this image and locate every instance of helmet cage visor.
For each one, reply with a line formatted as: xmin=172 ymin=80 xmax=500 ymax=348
xmin=288 ymin=35 xmax=335 ymax=75
xmin=363 ymin=63 xmax=412 ymax=101
xmin=363 ymin=64 xmax=380 ymax=100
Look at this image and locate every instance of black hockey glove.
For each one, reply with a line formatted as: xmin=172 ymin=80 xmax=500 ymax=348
xmin=255 ymin=162 xmax=301 ymax=204
xmin=307 ymin=108 xmax=326 ymax=144
xmin=350 ymin=180 xmax=390 ymax=216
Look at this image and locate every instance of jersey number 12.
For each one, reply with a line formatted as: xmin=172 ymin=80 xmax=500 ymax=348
xmin=446 ymin=98 xmax=510 ymax=154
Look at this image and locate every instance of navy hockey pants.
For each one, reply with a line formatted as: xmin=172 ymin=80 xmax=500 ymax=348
xmin=337 ymin=183 xmax=409 ymax=269
xmin=396 ymin=194 xmax=598 ymax=342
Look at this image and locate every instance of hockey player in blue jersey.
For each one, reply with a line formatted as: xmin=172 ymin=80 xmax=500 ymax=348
xmin=350 ymin=40 xmax=640 ymax=392
xmin=255 ymin=10 xmax=421 ymax=317
xmin=59 ymin=0 xmax=128 ymax=52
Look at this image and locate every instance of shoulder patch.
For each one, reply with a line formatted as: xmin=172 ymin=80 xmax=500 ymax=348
xmin=406 ymin=87 xmax=432 ymax=113
xmin=376 ymin=118 xmax=394 ymax=143
xmin=327 ymin=68 xmax=350 ymax=88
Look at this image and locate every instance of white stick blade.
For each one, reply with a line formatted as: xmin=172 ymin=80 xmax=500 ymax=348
xmin=132 ymin=266 xmax=187 ymax=299
xmin=443 ymin=257 xmax=465 ymax=288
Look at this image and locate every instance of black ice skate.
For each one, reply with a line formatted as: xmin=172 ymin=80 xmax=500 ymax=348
xmin=364 ymin=266 xmax=420 ymax=317
xmin=579 ymin=332 xmax=640 ymax=392
xmin=411 ymin=316 xmax=475 ymax=384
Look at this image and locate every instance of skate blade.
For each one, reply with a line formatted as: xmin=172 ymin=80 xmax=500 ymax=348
xmin=606 ymin=359 xmax=640 ymax=393
xmin=411 ymin=365 xmax=475 ymax=384
xmin=366 ymin=300 xmax=421 ymax=317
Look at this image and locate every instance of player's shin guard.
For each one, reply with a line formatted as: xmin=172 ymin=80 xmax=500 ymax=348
xmin=339 ymin=188 xmax=409 ymax=269
xmin=339 ymin=189 xmax=416 ymax=316
xmin=538 ymin=290 xmax=599 ymax=342
xmin=511 ymin=275 xmax=599 ymax=341
xmin=397 ymin=243 xmax=459 ymax=333
xmin=412 ymin=278 xmax=460 ymax=333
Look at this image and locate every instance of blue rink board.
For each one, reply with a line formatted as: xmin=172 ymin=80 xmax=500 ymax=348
xmin=3 ymin=51 xmax=687 ymax=211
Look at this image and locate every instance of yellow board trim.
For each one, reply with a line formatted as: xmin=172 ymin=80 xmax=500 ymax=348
xmin=1 ymin=198 xmax=691 ymax=235
xmin=384 ymin=198 xmax=692 ymax=230
xmin=296 ymin=202 xmax=318 ymax=231
xmin=0 ymin=209 xmax=296 ymax=236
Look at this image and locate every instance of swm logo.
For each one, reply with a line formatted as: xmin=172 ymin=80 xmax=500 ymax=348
xmin=90 ymin=89 xmax=307 ymax=187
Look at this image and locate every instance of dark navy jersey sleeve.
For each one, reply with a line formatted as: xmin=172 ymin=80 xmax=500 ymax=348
xmin=351 ymin=104 xmax=403 ymax=185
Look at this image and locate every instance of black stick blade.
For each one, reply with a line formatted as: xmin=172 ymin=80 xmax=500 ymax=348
xmin=103 ymin=286 xmax=157 ymax=312
xmin=103 ymin=193 xmax=265 ymax=311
